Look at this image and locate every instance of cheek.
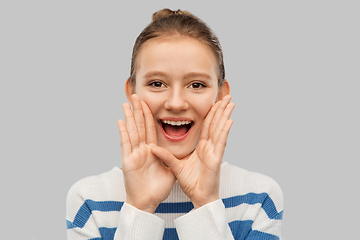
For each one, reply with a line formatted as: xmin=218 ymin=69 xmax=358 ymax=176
xmin=194 ymin=95 xmax=217 ymax=120
xmin=138 ymin=92 xmax=163 ymax=116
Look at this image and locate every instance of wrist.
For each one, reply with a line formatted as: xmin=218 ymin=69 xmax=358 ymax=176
xmin=125 ymin=200 xmax=158 ymax=214
xmin=191 ymin=196 xmax=219 ymax=209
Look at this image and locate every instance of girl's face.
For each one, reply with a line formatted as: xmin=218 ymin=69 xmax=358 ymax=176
xmin=126 ymin=36 xmax=229 ymax=159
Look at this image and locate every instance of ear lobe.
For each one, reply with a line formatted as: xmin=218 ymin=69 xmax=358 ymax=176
xmin=124 ymin=78 xmax=135 ymax=104
xmin=216 ymin=80 xmax=230 ymax=101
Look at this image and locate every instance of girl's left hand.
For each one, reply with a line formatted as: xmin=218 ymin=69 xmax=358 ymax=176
xmin=152 ymin=95 xmax=235 ymax=209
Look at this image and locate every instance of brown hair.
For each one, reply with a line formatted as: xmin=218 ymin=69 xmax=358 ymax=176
xmin=129 ymin=8 xmax=225 ymax=86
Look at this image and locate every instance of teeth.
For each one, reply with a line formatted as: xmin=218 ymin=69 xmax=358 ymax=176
xmin=162 ymin=120 xmax=191 ymax=126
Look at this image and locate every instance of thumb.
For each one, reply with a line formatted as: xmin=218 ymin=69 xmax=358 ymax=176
xmin=151 ymin=146 xmax=181 ymax=174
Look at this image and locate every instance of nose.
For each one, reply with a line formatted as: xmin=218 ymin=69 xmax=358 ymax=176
xmin=164 ymin=89 xmax=189 ymax=112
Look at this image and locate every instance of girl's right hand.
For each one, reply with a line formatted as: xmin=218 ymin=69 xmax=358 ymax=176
xmin=117 ymin=94 xmax=176 ymax=214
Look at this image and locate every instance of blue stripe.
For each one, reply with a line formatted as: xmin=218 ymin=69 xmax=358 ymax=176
xmin=72 ymin=201 xmax=92 ymax=228
xmin=67 ymin=200 xmax=124 ymax=229
xmin=66 ymin=220 xmax=76 ymax=230
xmin=155 ymin=201 xmax=194 ymax=213
xmin=85 ymin=200 xmax=123 ymax=212
xmin=246 ymin=230 xmax=279 ymax=240
xmin=229 ymin=220 xmax=280 ymax=240
xmin=223 ymin=193 xmax=268 ymax=207
xmin=229 ymin=220 xmax=253 ymax=240
xmin=99 ymin=227 xmax=117 ymax=240
xmin=222 ymin=193 xmax=283 ymax=220
xmin=163 ymin=228 xmax=178 ymax=240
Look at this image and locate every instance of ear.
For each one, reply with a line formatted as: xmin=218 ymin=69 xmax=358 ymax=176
xmin=124 ymin=78 xmax=135 ymax=104
xmin=216 ymin=80 xmax=230 ymax=101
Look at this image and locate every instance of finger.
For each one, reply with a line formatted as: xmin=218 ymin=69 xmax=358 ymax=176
xmin=151 ymin=146 xmax=181 ymax=175
xmin=123 ymin=102 xmax=139 ymax=147
xmin=117 ymin=119 xmax=131 ymax=159
xmin=209 ymin=95 xmax=232 ymax=138
xmin=200 ymin=100 xmax=221 ymax=140
xmin=131 ymin=94 xmax=146 ymax=143
xmin=141 ymin=101 xmax=158 ymax=145
xmin=212 ymin=102 xmax=235 ymax=143
xmin=214 ymin=119 xmax=233 ymax=159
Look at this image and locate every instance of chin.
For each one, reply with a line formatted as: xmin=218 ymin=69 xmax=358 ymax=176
xmin=161 ymin=144 xmax=194 ymax=160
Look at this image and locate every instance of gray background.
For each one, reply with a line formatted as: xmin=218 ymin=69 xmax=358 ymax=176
xmin=1 ymin=0 xmax=359 ymax=239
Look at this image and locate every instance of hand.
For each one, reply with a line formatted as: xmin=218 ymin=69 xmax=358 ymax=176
xmin=117 ymin=94 xmax=176 ymax=213
xmin=151 ymin=95 xmax=235 ymax=209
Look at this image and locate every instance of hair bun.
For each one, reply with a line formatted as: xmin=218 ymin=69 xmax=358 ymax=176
xmin=151 ymin=8 xmax=193 ymax=23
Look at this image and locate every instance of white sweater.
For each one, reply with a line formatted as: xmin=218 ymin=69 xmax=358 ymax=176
xmin=66 ymin=162 xmax=283 ymax=240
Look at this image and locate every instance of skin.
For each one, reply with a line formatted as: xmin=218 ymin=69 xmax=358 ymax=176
xmin=117 ymin=35 xmax=235 ymax=213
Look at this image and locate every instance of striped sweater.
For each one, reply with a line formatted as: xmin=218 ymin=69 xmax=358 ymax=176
xmin=66 ymin=162 xmax=283 ymax=240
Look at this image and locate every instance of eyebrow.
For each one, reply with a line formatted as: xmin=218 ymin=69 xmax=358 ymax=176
xmin=143 ymin=71 xmax=169 ymax=79
xmin=143 ymin=71 xmax=212 ymax=80
xmin=183 ymin=72 xmax=212 ymax=80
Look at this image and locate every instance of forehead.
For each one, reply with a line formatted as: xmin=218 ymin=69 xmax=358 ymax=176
xmin=136 ymin=36 xmax=218 ymax=81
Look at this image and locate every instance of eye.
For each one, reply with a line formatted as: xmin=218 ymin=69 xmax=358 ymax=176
xmin=149 ymin=81 xmax=165 ymax=88
xmin=189 ymin=82 xmax=206 ymax=89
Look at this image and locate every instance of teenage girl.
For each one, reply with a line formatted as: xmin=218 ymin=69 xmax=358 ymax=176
xmin=66 ymin=8 xmax=283 ymax=240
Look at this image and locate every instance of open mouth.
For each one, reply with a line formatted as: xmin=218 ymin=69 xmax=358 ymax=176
xmin=159 ymin=119 xmax=193 ymax=140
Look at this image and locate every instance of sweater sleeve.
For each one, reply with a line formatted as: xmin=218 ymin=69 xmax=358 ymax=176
xmin=174 ymin=199 xmax=234 ymax=240
xmin=174 ymin=165 xmax=284 ymax=240
xmin=114 ymin=203 xmax=165 ymax=240
xmin=66 ymin=177 xmax=165 ymax=240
